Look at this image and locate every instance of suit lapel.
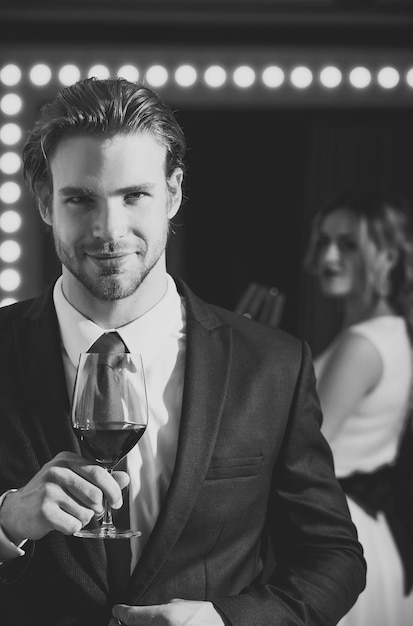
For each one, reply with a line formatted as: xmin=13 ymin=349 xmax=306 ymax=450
xmin=128 ymin=286 xmax=232 ymax=602
xmin=13 ymin=285 xmax=108 ymax=590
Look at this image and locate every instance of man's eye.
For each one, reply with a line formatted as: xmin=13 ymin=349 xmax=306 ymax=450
xmin=66 ymin=196 xmax=89 ymax=205
xmin=125 ymin=192 xmax=143 ymax=201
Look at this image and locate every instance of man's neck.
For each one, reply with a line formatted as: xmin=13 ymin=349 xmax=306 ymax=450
xmin=61 ymin=271 xmax=169 ymax=329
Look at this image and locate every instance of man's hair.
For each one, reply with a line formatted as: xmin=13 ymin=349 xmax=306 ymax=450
xmin=22 ymin=77 xmax=186 ymax=205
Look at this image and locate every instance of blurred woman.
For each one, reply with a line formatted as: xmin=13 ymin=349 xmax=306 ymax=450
xmin=305 ymin=188 xmax=413 ymax=625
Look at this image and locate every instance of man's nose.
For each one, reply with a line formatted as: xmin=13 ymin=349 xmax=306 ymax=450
xmin=91 ymin=201 xmax=128 ymax=241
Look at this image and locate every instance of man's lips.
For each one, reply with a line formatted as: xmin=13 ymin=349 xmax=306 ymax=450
xmin=89 ymin=253 xmax=133 ymax=259
xmin=86 ymin=252 xmax=136 ymax=268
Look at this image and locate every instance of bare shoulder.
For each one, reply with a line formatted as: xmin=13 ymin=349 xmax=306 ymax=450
xmin=327 ymin=327 xmax=383 ymax=391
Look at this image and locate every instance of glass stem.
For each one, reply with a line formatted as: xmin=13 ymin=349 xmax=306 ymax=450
xmin=101 ymin=467 xmax=115 ymax=529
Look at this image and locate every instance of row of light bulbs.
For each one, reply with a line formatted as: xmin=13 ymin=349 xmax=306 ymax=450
xmin=0 ymin=67 xmax=21 ymax=303
xmin=1 ymin=62 xmax=413 ymax=91
xmin=0 ymin=66 xmax=24 ymax=303
xmin=0 ymin=172 xmax=22 ymax=299
xmin=0 ymin=152 xmax=21 ymax=303
xmin=0 ymin=202 xmax=21 ymax=303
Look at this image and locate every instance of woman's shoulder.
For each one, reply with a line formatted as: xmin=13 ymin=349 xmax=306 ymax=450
xmin=348 ymin=316 xmax=408 ymax=349
xmin=315 ymin=321 xmax=384 ymax=379
xmin=345 ymin=317 xmax=411 ymax=384
xmin=334 ymin=327 xmax=383 ymax=367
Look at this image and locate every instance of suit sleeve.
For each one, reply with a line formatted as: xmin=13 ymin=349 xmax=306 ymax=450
xmin=213 ymin=340 xmax=367 ymax=625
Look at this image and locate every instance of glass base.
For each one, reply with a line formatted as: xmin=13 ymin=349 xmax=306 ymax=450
xmin=73 ymin=527 xmax=142 ymax=539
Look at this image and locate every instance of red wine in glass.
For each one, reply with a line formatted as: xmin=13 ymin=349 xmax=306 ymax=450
xmin=73 ymin=422 xmax=146 ymax=468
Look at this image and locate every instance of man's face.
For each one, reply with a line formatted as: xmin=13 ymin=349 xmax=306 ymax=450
xmin=42 ymin=133 xmax=182 ymax=302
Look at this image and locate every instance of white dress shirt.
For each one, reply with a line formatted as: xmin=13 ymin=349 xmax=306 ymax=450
xmin=53 ymin=273 xmax=186 ymax=569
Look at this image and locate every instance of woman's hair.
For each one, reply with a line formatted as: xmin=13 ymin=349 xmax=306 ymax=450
xmin=22 ymin=77 xmax=186 ymax=207
xmin=304 ymin=188 xmax=413 ymax=334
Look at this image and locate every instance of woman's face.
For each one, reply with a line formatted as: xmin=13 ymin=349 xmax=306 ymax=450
xmin=314 ymin=208 xmax=370 ymax=298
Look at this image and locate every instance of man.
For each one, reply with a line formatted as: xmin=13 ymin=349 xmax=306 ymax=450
xmin=0 ymin=77 xmax=366 ymax=625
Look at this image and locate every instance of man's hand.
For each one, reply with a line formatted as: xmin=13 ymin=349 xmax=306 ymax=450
xmin=0 ymin=451 xmax=129 ymax=546
xmin=109 ymin=599 xmax=226 ymax=625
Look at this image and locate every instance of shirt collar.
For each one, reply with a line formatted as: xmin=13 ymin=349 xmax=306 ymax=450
xmin=53 ymin=274 xmax=184 ymax=369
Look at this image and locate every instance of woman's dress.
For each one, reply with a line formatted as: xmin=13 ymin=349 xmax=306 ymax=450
xmin=314 ymin=316 xmax=413 ymax=626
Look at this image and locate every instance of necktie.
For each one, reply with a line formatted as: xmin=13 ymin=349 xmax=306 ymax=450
xmin=87 ymin=332 xmax=131 ymax=599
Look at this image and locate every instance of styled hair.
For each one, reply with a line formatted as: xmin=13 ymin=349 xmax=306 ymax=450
xmin=22 ymin=77 xmax=186 ymax=206
xmin=304 ymin=188 xmax=413 ymax=333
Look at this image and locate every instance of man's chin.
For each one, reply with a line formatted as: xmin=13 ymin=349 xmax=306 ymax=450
xmin=78 ymin=274 xmax=139 ymax=302
xmin=93 ymin=284 xmax=138 ymax=302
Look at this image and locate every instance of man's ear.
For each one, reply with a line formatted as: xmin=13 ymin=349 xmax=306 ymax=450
xmin=167 ymin=168 xmax=183 ymax=219
xmin=38 ymin=199 xmax=53 ymax=226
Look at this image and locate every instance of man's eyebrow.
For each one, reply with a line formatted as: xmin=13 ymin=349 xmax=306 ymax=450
xmin=116 ymin=184 xmax=156 ymax=195
xmin=58 ymin=186 xmax=94 ymax=197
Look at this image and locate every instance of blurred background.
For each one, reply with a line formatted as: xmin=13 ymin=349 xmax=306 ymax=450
xmin=1 ymin=0 xmax=413 ymax=355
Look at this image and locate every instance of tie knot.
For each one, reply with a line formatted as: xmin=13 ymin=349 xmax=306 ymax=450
xmin=88 ymin=332 xmax=129 ymax=354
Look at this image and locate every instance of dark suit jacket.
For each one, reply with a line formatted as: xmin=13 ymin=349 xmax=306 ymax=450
xmin=0 ymin=278 xmax=366 ymax=625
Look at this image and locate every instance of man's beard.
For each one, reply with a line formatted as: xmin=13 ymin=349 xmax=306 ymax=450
xmin=52 ymin=230 xmax=167 ymax=302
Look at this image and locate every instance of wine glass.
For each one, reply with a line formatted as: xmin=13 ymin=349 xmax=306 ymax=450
xmin=71 ymin=352 xmax=148 ymax=539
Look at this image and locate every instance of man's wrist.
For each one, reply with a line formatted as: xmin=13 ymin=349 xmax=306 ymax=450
xmin=0 ymin=489 xmax=27 ymax=563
